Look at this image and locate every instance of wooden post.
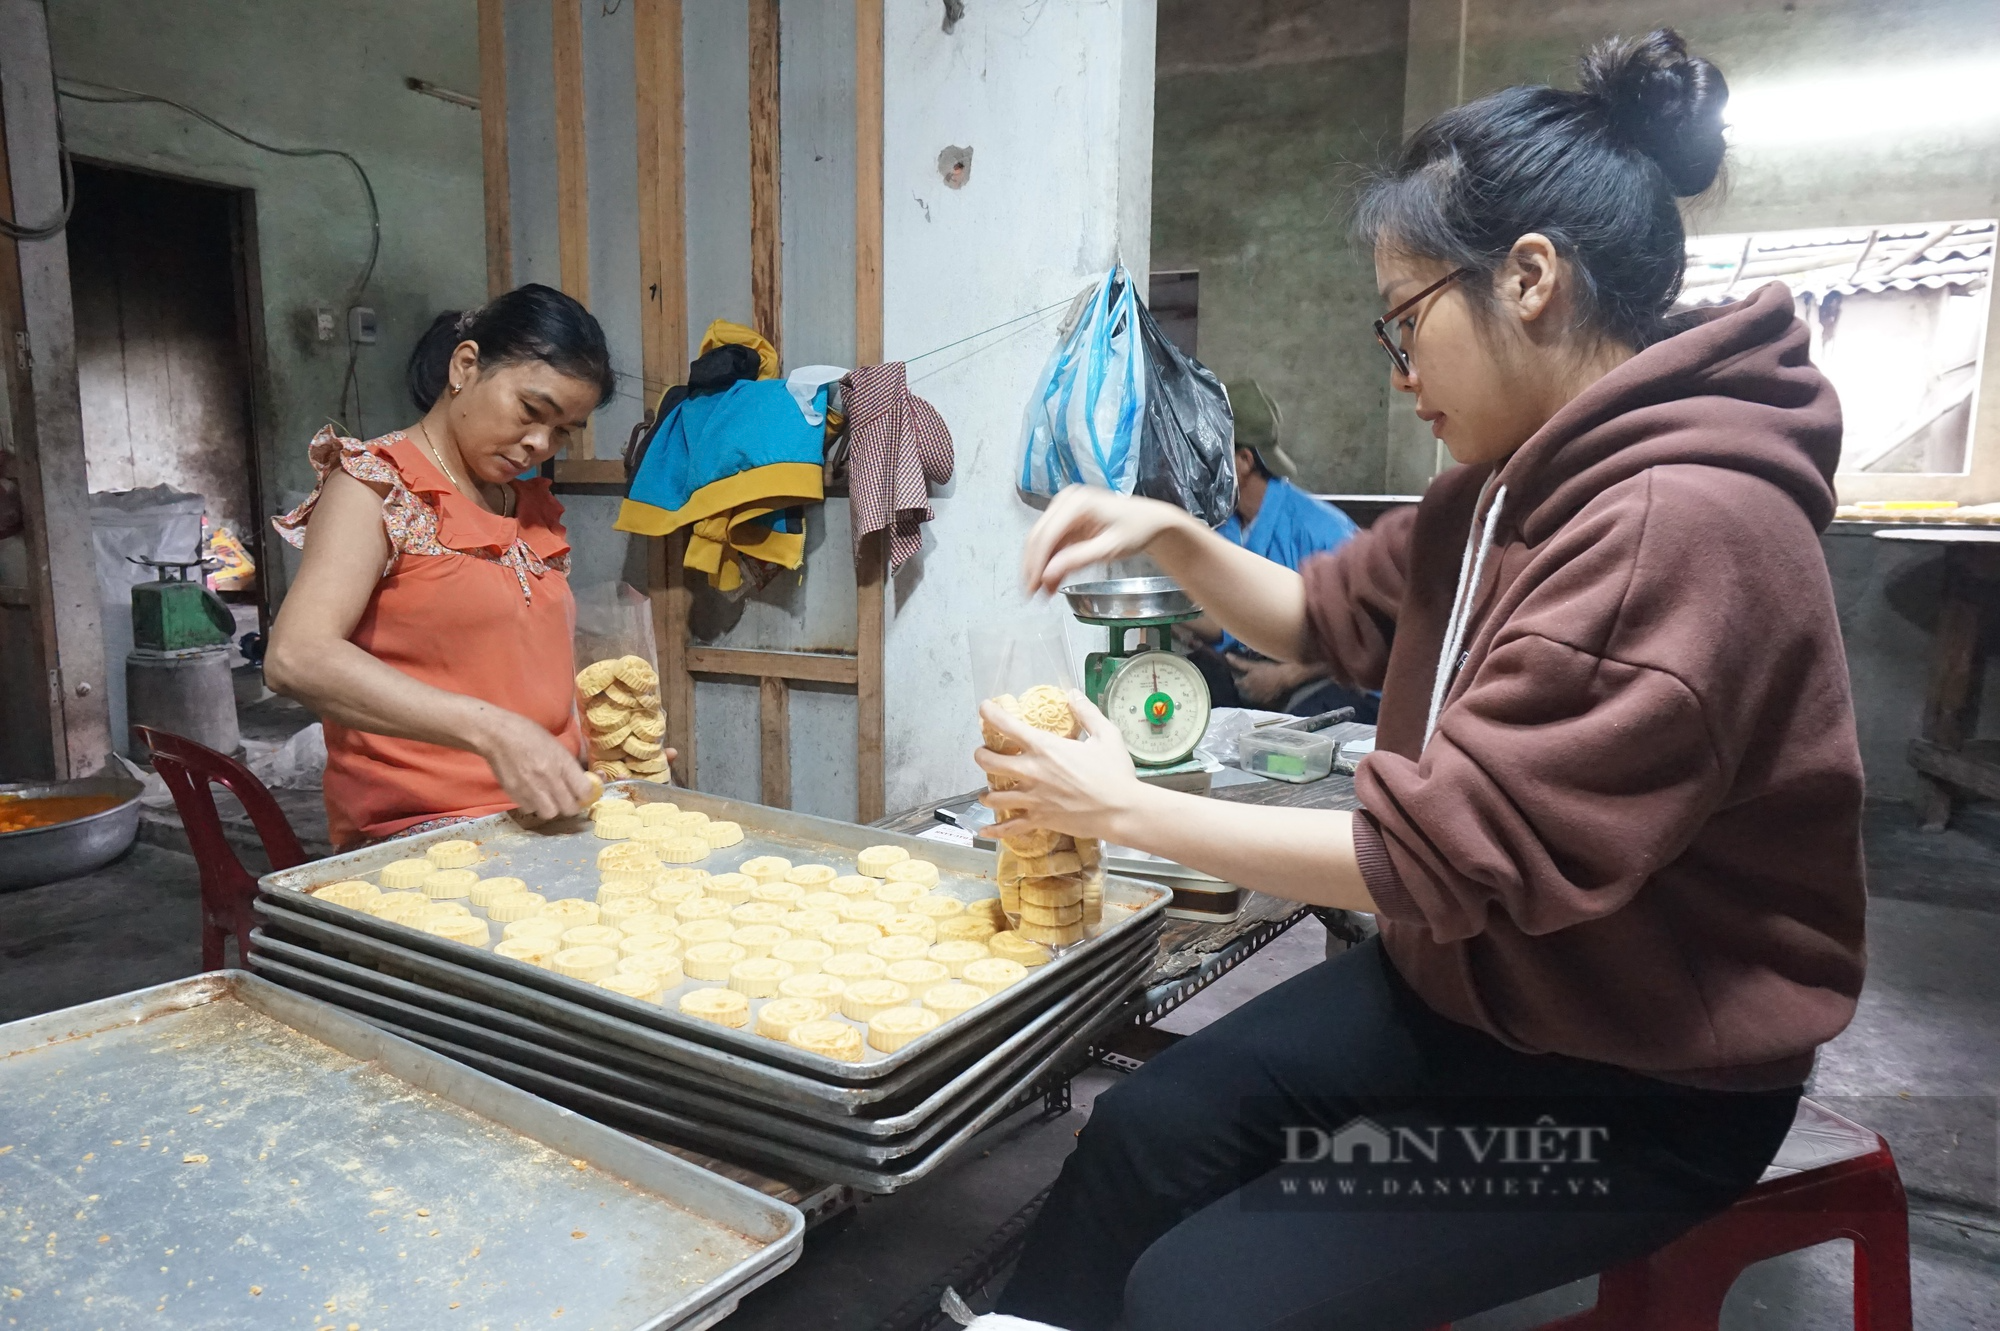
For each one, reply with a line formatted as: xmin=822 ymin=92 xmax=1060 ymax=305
xmin=476 ymin=0 xmax=511 ymax=298
xmin=0 ymin=0 xmax=113 ymax=776
xmin=552 ymin=0 xmax=591 ymax=459
xmin=634 ymin=0 xmax=687 ymax=404
xmin=654 ymin=532 xmax=695 ymax=787
xmin=748 ymin=0 xmax=782 ymax=354
xmin=760 ymin=675 xmax=790 ymax=807
xmin=853 ymin=0 xmax=886 ymax=822
xmin=636 ymin=0 xmax=692 ymax=786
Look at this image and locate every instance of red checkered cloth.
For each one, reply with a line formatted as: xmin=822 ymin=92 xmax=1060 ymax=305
xmin=843 ymin=362 xmax=954 ymax=570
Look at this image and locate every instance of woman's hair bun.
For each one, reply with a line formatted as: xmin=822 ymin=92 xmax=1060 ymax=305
xmin=1579 ymin=29 xmax=1727 ymax=198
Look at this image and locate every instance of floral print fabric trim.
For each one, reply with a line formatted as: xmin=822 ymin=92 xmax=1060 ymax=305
xmin=272 ymin=425 xmax=567 ymax=602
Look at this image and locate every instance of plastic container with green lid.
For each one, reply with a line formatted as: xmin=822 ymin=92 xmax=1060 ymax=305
xmin=1238 ymin=726 xmax=1338 ymax=784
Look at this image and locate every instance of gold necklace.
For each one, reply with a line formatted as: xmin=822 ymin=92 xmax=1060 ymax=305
xmin=415 ymin=422 xmax=512 ymax=517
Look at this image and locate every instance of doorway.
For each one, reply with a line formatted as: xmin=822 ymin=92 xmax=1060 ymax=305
xmin=64 ymin=160 xmax=265 ymax=752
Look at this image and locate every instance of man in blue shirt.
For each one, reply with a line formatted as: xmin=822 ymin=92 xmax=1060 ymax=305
xmin=1181 ymin=382 xmax=1375 ymax=720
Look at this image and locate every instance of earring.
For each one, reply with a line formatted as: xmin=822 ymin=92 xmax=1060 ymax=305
xmin=450 ymin=383 xmax=461 ymax=395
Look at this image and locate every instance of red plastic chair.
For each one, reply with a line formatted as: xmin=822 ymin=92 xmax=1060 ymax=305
xmin=137 ymin=726 xmax=308 ymax=971
xmin=1432 ymin=1097 xmax=1912 ymax=1330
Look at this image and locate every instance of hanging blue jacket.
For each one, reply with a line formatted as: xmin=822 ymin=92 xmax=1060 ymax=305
xmin=616 ymin=378 xmax=825 ymax=590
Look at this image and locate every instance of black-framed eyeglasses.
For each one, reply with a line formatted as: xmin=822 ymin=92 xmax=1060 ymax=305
xmin=1373 ymin=268 xmax=1477 ymax=377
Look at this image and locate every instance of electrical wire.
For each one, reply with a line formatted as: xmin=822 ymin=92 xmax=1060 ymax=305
xmin=57 ymin=77 xmax=382 ymax=435
xmin=601 ymin=293 xmax=1082 ymax=409
xmin=57 ymin=79 xmax=380 ymax=304
xmin=0 ymin=102 xmax=75 ymax=241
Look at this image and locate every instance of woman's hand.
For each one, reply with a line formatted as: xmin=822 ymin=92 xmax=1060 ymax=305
xmin=976 ymin=691 xmax=1145 ymax=844
xmin=1020 ymin=488 xmax=1198 ymax=595
xmin=473 ymin=708 xmax=599 ymax=820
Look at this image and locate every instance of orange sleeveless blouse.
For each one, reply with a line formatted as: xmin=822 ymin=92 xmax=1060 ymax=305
xmin=274 ymin=427 xmax=584 ymax=848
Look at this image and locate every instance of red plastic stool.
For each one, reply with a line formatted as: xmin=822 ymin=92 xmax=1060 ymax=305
xmin=1434 ymin=1097 xmax=1912 ymax=1330
xmin=138 ymin=726 xmax=308 ymax=971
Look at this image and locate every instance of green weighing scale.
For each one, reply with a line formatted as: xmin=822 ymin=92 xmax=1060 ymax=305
xmin=1061 ymin=577 xmax=1212 ymax=781
xmin=127 ymin=555 xmax=234 ymax=652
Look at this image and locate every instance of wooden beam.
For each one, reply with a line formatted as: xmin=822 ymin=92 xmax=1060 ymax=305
xmin=0 ymin=1 xmax=112 ymax=776
xmin=655 ymin=531 xmax=696 ymax=786
xmin=854 ymin=0 xmax=884 ymax=368
xmin=1910 ymin=738 xmax=2000 ymax=806
xmin=748 ymin=0 xmax=782 ymax=353
xmin=687 ymin=646 xmax=860 ymax=686
xmin=476 ymin=0 xmax=511 ymax=297
xmin=0 ymin=86 xmax=57 ymax=777
xmin=552 ymin=1 xmax=590 ymax=306
xmin=550 ymin=458 xmax=627 ymax=486
xmin=853 ymin=0 xmax=886 ymax=822
xmin=552 ymin=0 xmax=592 ymax=457
xmin=633 ymin=0 xmax=687 ymax=404
xmin=760 ymin=675 xmax=790 ymax=808
xmin=854 ymin=535 xmax=885 ymax=822
xmin=635 ymin=1 xmax=691 ymax=791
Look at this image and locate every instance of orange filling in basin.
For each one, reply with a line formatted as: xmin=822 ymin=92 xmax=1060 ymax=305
xmin=0 ymin=794 xmax=125 ymax=834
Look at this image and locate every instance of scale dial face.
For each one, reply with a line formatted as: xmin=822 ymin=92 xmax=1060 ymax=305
xmin=1102 ymin=650 xmax=1211 ymax=766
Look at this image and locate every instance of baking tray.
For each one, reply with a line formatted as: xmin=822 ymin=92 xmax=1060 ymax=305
xmin=258 ymin=783 xmax=1169 ymax=1081
xmin=250 ymin=906 xmax=1156 ymax=1119
xmin=0 ymin=971 xmax=803 ymax=1331
xmin=249 ymin=935 xmax=1149 ymax=1153
xmin=368 ymin=987 xmax=1129 ymax=1194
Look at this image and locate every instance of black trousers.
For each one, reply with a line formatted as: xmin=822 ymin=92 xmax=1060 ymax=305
xmin=996 ymin=938 xmax=1801 ymax=1331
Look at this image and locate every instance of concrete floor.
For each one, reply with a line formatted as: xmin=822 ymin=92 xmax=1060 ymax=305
xmin=3 ymin=801 xmax=1996 ymax=1328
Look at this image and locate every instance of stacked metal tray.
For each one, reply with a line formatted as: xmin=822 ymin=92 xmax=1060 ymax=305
xmin=252 ymin=785 xmax=1167 ymax=1191
xmin=0 ymin=972 xmax=802 ymax=1330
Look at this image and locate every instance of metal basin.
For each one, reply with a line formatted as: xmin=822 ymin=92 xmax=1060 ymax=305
xmin=0 ymin=775 xmax=146 ymax=892
xmin=1060 ymin=576 xmax=1199 ymax=622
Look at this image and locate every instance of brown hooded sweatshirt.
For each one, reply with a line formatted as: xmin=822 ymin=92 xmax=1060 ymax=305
xmin=1302 ymin=282 xmax=1866 ymax=1091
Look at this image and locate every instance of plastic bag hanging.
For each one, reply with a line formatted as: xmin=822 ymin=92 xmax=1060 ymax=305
xmin=1133 ymin=296 xmax=1237 ymax=528
xmin=1017 ymin=267 xmax=1147 ymax=502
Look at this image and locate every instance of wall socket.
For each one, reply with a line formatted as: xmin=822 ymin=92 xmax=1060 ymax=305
xmin=313 ymin=306 xmax=337 ymax=342
xmin=347 ymin=307 xmax=378 ymax=345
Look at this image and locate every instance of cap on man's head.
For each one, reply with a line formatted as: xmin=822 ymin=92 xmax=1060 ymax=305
xmin=1224 ymin=379 xmax=1299 ymax=480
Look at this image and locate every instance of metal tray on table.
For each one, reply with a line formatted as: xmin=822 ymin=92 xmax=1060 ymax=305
xmin=257 ymin=784 xmax=1168 ymax=1083
xmin=362 ymin=984 xmax=1129 ymax=1194
xmin=0 ymin=971 xmax=803 ymax=1331
xmin=249 ymin=931 xmax=1151 ymax=1154
xmin=251 ymin=903 xmax=1156 ymax=1120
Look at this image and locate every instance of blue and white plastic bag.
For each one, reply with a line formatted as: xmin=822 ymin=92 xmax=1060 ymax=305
xmin=1018 ymin=266 xmax=1148 ymax=502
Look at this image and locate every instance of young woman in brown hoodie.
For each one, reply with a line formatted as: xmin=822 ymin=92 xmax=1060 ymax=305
xmin=983 ymin=30 xmax=1867 ymax=1331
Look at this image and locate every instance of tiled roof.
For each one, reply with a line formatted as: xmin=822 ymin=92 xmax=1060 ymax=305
xmin=1678 ymin=219 xmax=1994 ymax=306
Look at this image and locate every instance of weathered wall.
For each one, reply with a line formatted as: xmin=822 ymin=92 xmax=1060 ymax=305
xmin=508 ymin=0 xmax=1156 ymax=817
xmin=879 ymin=0 xmax=1157 ymax=813
xmin=47 ymin=0 xmax=489 ymax=605
xmin=1824 ymin=528 xmax=2000 ymax=805
xmin=1393 ymin=0 xmax=2000 ymax=500
xmin=1390 ymin=0 xmax=2000 ymax=800
xmin=1150 ymin=0 xmax=1409 ymax=494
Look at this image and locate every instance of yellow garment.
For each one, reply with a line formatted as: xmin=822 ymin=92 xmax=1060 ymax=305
xmin=698 ymin=319 xmax=780 ymax=380
xmin=617 ymin=320 xmax=806 ymax=589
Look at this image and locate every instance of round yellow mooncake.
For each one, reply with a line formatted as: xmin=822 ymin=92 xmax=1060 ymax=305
xmin=786 ymin=1019 xmax=863 ymax=1061
xmin=680 ymin=987 xmax=750 ymax=1028
xmin=755 ymin=996 xmax=829 ymax=1041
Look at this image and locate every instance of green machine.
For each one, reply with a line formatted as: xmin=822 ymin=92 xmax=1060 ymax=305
xmin=128 ymin=556 xmax=234 ymax=652
xmin=125 ymin=555 xmax=241 ymax=760
xmin=1060 ymin=577 xmax=1212 ymax=775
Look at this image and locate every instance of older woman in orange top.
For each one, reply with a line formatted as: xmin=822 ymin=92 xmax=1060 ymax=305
xmin=268 ymin=285 xmax=655 ymax=848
